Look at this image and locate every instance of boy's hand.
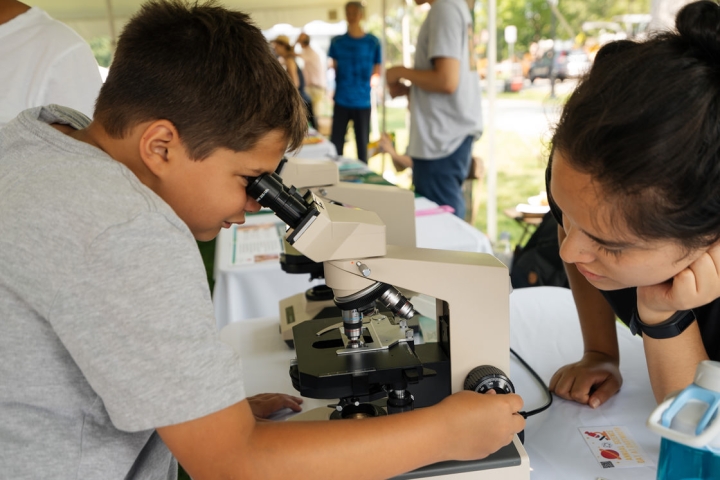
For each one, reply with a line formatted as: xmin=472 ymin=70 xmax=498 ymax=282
xmin=549 ymin=351 xmax=622 ymax=408
xmin=247 ymin=393 xmax=303 ymax=420
xmin=637 ymin=243 xmax=720 ymax=324
xmin=434 ymin=390 xmax=525 ymax=461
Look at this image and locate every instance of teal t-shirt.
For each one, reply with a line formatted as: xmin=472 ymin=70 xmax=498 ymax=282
xmin=328 ymin=33 xmax=381 ymax=109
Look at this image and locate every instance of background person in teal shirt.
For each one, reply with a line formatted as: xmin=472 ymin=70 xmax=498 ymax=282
xmin=328 ymin=1 xmax=381 ymax=163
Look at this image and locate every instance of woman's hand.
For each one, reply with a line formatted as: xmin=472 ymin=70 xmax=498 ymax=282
xmin=549 ymin=351 xmax=623 ymax=408
xmin=637 ymin=243 xmax=720 ymax=324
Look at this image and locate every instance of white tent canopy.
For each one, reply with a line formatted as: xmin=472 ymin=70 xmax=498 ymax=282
xmin=27 ymin=0 xmax=385 ymax=40
xmin=27 ymin=0 xmax=500 ymax=239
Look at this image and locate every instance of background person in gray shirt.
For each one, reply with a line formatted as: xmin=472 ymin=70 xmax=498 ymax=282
xmin=385 ymin=0 xmax=482 ymax=219
xmin=0 ymin=1 xmax=523 ymax=478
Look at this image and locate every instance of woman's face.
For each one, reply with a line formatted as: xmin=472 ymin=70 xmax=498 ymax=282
xmin=549 ymin=149 xmax=706 ymax=291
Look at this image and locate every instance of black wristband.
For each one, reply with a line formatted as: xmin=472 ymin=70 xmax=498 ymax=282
xmin=629 ymin=308 xmax=696 ymax=339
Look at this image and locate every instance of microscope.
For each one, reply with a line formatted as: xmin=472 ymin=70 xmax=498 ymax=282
xmin=247 ymin=174 xmax=530 ymax=480
xmin=275 ymin=157 xmax=416 ymax=346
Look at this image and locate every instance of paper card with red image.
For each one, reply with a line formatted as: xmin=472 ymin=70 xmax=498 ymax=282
xmin=579 ymin=426 xmax=655 ymax=469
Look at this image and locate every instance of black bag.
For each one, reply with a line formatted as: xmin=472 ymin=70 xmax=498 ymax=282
xmin=510 ymin=213 xmax=569 ymax=289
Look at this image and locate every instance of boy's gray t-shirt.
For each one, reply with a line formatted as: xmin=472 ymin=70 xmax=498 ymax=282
xmin=407 ymin=0 xmax=482 ymax=160
xmin=0 ymin=106 xmax=247 ymax=479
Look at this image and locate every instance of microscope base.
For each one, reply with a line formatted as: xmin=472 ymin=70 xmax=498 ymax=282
xmin=288 ymin=409 xmax=529 ymax=479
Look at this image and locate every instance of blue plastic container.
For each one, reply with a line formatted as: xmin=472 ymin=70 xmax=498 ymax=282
xmin=648 ymin=361 xmax=720 ymax=480
xmin=657 ymin=438 xmax=720 ymax=480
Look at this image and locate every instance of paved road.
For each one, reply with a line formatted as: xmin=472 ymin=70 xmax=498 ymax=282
xmin=482 ymin=78 xmax=578 ymax=137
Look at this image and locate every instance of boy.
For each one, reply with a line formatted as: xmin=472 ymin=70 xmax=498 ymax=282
xmin=0 ymin=1 xmax=523 ymax=478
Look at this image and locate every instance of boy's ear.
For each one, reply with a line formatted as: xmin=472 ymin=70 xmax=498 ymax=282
xmin=138 ymin=120 xmax=184 ymax=177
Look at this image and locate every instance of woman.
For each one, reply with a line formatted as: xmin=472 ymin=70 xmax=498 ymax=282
xmin=271 ymin=35 xmax=316 ymax=129
xmin=547 ymin=0 xmax=720 ymax=407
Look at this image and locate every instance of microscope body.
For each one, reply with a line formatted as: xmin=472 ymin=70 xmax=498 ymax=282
xmin=278 ymin=157 xmax=416 ymax=248
xmin=247 ymin=177 xmax=530 ymax=480
xmin=277 ymin=157 xmax=416 ymax=345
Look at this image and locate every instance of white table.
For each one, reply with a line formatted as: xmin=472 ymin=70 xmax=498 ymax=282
xmin=213 ymin=197 xmax=494 ymax=330
xmin=293 ymin=136 xmax=337 ymax=160
xmin=219 ymin=286 xmax=660 ymax=480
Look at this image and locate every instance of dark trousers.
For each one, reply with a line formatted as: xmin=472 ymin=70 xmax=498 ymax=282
xmin=330 ymin=104 xmax=371 ymax=162
xmin=412 ymin=135 xmax=474 ymax=220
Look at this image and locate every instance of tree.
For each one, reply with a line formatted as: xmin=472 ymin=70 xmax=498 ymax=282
xmin=365 ymin=0 xmax=651 ymax=66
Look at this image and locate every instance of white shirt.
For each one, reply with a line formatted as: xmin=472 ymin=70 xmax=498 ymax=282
xmin=0 ymin=7 xmax=102 ymax=127
xmin=299 ymin=45 xmax=326 ymax=89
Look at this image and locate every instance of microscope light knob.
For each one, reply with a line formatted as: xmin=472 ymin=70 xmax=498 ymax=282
xmin=355 ymin=261 xmax=371 ymax=277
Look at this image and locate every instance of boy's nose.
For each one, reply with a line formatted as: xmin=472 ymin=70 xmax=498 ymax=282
xmin=245 ymin=197 xmax=262 ymax=213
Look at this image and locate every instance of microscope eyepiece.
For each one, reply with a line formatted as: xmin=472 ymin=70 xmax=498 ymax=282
xmin=247 ymin=173 xmax=309 ymax=228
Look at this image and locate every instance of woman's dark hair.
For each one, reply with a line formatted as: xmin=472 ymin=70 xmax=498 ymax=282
xmin=94 ymin=0 xmax=307 ymax=159
xmin=552 ymin=0 xmax=720 ymax=250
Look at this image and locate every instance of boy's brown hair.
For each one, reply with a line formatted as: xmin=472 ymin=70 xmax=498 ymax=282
xmin=94 ymin=0 xmax=307 ymax=159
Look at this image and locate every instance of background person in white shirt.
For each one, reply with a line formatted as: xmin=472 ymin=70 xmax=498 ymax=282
xmin=0 ymin=0 xmax=102 ymax=127
xmin=295 ymin=32 xmax=326 ymax=121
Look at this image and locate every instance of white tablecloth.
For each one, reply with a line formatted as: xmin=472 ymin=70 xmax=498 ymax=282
xmin=219 ymin=286 xmax=660 ymax=480
xmin=213 ymin=197 xmax=493 ymax=330
xmin=293 ymin=137 xmax=337 ymax=160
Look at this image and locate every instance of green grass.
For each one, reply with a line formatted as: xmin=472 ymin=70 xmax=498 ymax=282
xmin=497 ymin=85 xmax=570 ymax=104
xmin=471 ymin=129 xmax=551 ymax=248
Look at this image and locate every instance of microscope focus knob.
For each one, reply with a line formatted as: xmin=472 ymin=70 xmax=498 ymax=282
xmin=355 ymin=261 xmax=371 ymax=277
xmin=464 ymin=365 xmax=515 ymax=394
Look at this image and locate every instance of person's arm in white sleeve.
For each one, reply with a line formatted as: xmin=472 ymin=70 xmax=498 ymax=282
xmin=42 ymin=41 xmax=103 ymax=118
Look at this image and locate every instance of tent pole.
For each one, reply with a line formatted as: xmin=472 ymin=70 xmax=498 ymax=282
xmin=380 ymin=0 xmax=387 ymax=174
xmin=486 ymin=0 xmax=497 ymax=243
xmin=105 ymin=0 xmax=118 ymax=54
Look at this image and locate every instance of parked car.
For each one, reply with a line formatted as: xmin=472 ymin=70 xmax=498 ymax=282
xmin=527 ymin=49 xmax=591 ymax=83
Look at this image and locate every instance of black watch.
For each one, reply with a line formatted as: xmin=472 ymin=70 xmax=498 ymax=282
xmin=629 ymin=308 xmax=696 ymax=339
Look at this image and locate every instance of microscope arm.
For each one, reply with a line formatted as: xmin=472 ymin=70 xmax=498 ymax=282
xmin=323 ymin=245 xmax=511 ymax=393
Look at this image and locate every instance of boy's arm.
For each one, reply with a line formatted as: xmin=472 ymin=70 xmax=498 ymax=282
xmin=385 ymin=58 xmax=460 ymax=95
xmin=158 ymin=391 xmax=525 ymax=480
xmin=549 ymin=226 xmax=622 ymax=408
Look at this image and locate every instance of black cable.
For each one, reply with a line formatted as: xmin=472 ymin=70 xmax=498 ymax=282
xmin=511 ymin=347 xmax=553 ymax=418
